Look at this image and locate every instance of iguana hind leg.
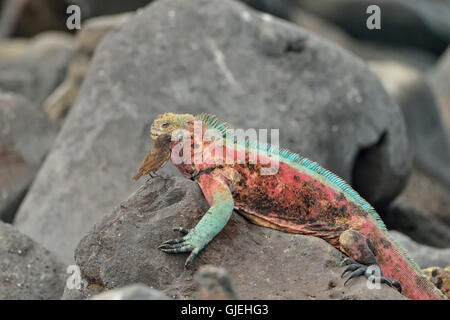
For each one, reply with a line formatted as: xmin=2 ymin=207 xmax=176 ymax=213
xmin=339 ymin=230 xmax=402 ymax=292
xmin=158 ymin=172 xmax=234 ymax=268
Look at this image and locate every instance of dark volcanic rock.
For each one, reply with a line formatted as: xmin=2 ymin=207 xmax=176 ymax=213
xmin=369 ymin=61 xmax=450 ymax=191
xmin=294 ymin=0 xmax=450 ymax=55
xmin=69 ymin=177 xmax=406 ymax=300
xmin=0 ymin=221 xmax=66 ymax=299
xmin=390 ymin=231 xmax=450 ymax=268
xmin=0 ymin=93 xmax=58 ymax=222
xmin=0 ymin=0 xmax=151 ymax=38
xmin=14 ymin=0 xmax=409 ymax=263
xmin=395 ymin=167 xmax=450 ymax=229
xmin=290 ymin=7 xmax=436 ymax=71
xmin=385 ymin=200 xmax=450 ymax=248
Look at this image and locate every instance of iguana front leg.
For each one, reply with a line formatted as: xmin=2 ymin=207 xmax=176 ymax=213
xmin=158 ymin=171 xmax=234 ymax=268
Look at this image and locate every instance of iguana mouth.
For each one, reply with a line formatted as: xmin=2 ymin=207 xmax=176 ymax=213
xmin=150 ymin=132 xmax=159 ymax=140
xmin=150 ymin=126 xmax=161 ymax=140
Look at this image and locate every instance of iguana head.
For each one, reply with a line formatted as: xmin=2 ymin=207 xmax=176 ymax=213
xmin=150 ymin=113 xmax=195 ymax=140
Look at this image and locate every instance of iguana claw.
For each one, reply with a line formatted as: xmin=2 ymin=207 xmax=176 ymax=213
xmin=340 ymin=258 xmax=402 ymax=293
xmin=158 ymin=227 xmax=210 ymax=269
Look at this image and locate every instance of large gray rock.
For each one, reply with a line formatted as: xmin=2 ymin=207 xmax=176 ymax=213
xmin=68 ymin=177 xmax=405 ymax=300
xmin=390 ymin=231 xmax=450 ymax=269
xmin=14 ymin=0 xmax=409 ymax=263
xmin=0 ymin=221 xmax=66 ymax=299
xmin=0 ymin=93 xmax=58 ymax=222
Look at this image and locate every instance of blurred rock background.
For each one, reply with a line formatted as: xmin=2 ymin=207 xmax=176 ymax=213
xmin=0 ymin=0 xmax=448 ymax=299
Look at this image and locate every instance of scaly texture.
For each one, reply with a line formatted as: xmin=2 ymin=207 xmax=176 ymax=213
xmin=134 ymin=112 xmax=446 ymax=300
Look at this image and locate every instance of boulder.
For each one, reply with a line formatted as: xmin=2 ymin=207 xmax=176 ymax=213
xmin=44 ymin=13 xmax=132 ymax=124
xmin=395 ymin=167 xmax=450 ymax=228
xmin=0 ymin=31 xmax=74 ymax=105
xmin=390 ymin=231 xmax=450 ymax=268
xmin=0 ymin=93 xmax=58 ymax=222
xmin=0 ymin=0 xmax=67 ymax=38
xmin=0 ymin=0 xmax=150 ymax=38
xmin=369 ymin=61 xmax=450 ymax=190
xmin=428 ymin=47 xmax=450 ymax=133
xmin=290 ymin=7 xmax=436 ymax=71
xmin=69 ymin=177 xmax=406 ymax=300
xmin=293 ymin=0 xmax=450 ymax=55
xmin=14 ymin=0 xmax=409 ymax=263
xmin=0 ymin=221 xmax=66 ymax=299
xmin=384 ymin=200 xmax=450 ymax=248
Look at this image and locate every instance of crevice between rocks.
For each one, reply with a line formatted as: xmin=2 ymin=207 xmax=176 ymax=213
xmin=351 ymin=130 xmax=389 ymax=210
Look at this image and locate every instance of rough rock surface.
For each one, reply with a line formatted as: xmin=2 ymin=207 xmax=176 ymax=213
xmin=0 ymin=31 xmax=74 ymax=105
xmin=91 ymin=284 xmax=170 ymax=300
xmin=67 ymin=177 xmax=406 ymax=300
xmin=0 ymin=221 xmax=66 ymax=299
xmin=390 ymin=231 xmax=450 ymax=269
xmin=0 ymin=93 xmax=58 ymax=222
xmin=15 ymin=0 xmax=409 ymax=263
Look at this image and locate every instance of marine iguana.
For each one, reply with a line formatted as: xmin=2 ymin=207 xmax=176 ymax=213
xmin=133 ymin=112 xmax=446 ymax=300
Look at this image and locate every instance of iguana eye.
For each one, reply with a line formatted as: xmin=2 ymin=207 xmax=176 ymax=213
xmin=162 ymin=123 xmax=170 ymax=128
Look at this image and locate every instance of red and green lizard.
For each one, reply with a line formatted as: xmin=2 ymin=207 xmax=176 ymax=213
xmin=133 ymin=112 xmax=446 ymax=300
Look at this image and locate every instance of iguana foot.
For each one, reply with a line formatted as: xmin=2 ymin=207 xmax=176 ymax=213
xmin=340 ymin=258 xmax=402 ymax=292
xmin=158 ymin=227 xmax=207 ymax=268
